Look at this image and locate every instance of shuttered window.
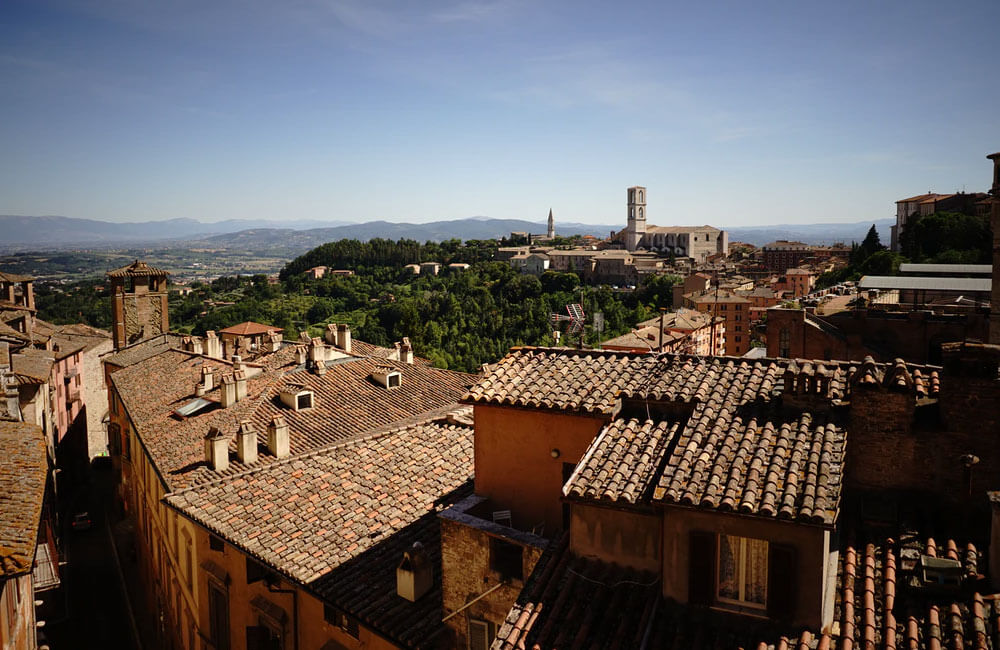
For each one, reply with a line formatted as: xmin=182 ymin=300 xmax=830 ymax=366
xmin=717 ymin=535 xmax=768 ymax=609
xmin=468 ymin=619 xmax=496 ymax=650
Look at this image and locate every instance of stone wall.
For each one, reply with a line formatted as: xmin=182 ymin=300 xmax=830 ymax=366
xmin=440 ymin=514 xmax=545 ymax=649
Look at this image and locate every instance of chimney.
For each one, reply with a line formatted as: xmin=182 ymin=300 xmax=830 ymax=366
xmin=308 ymin=339 xmax=322 ymax=363
xmin=234 ymin=370 xmax=248 ymax=401
xmin=220 ymin=374 xmax=238 ymax=407
xmin=201 ymin=366 xmax=215 ymax=391
xmin=237 ymin=420 xmax=258 ymax=465
xmin=232 ymin=354 xmax=245 ymax=373
xmin=3 ymin=371 xmax=20 ymax=421
xmin=400 ymin=337 xmax=414 ymax=365
xmin=337 ymin=324 xmax=351 ymax=353
xmin=267 ymin=415 xmax=290 ymax=458
xmin=314 ymin=359 xmax=327 ymax=376
xmin=325 ymin=323 xmax=338 ymax=345
xmin=204 ymin=426 xmax=229 ymax=472
xmin=204 ymin=331 xmax=223 ymax=359
xmin=263 ymin=330 xmax=282 ymax=353
xmin=396 ymin=542 xmax=432 ymax=602
xmin=295 ymin=346 xmax=307 ymax=365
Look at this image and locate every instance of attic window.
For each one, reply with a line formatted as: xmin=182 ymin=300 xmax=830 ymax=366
xmin=371 ymin=365 xmax=402 ymax=389
xmin=279 ymin=385 xmax=315 ymax=411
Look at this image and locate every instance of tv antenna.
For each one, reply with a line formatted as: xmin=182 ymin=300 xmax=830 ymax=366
xmin=550 ymin=302 xmax=586 ymax=348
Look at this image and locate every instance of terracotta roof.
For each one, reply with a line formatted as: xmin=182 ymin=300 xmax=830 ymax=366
xmin=217 ymin=321 xmax=282 ymax=336
xmin=565 ymin=418 xmax=680 ymax=504
xmin=896 ymin=193 xmax=942 ymax=203
xmin=0 ymin=422 xmax=47 ymax=576
xmin=11 ymin=348 xmax=55 ymax=382
xmin=167 ymin=415 xmax=474 ymax=647
xmin=107 ymin=259 xmax=169 ymax=278
xmin=101 ymin=333 xmax=188 ymax=368
xmin=0 ymin=320 xmax=31 ymax=343
xmin=111 ymin=348 xmax=473 ymax=490
xmin=462 ymin=348 xmax=653 ymax=415
xmin=497 ymin=518 xmax=996 ymax=650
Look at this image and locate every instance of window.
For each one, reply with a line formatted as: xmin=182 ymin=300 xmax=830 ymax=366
xmin=208 ymin=582 xmax=230 ymax=650
xmin=324 ymin=603 xmax=359 ymax=639
xmin=468 ymin=619 xmax=497 ymax=650
xmin=387 ymin=374 xmax=400 ymax=388
xmin=246 ymin=558 xmax=272 ymax=585
xmin=489 ymin=537 xmax=523 ymax=581
xmin=210 ymin=535 xmax=225 ymax=552
xmin=296 ymin=393 xmax=313 ymax=410
xmin=717 ymin=535 xmax=768 ymax=609
xmin=779 ymin=327 xmax=790 ymax=358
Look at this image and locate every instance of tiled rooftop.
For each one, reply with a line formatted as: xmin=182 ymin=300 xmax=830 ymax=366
xmin=107 ymin=259 xmax=168 ymax=277
xmin=167 ymin=414 xmax=474 ymax=647
xmin=111 ymin=347 xmax=473 ymax=490
xmin=101 ymin=333 xmax=188 ymax=368
xmin=495 ymin=519 xmax=997 ymax=650
xmin=0 ymin=421 xmax=47 ymax=576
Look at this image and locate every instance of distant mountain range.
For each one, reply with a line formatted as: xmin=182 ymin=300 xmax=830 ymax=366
xmin=0 ymin=214 xmax=893 ymax=251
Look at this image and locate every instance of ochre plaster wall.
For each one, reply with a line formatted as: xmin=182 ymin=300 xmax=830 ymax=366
xmin=569 ymin=503 xmax=661 ymax=573
xmin=473 ymin=405 xmax=607 ymax=533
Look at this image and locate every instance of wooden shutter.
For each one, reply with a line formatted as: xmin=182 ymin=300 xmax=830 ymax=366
xmin=688 ymin=531 xmax=716 ymax=606
xmin=469 ymin=619 xmax=490 ymax=650
xmin=767 ymin=544 xmax=797 ymax=621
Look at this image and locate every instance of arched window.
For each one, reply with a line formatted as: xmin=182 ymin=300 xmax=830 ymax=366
xmin=630 ymin=207 xmax=634 ymax=218
xmin=638 ymin=207 xmax=643 ymax=219
xmin=638 ymin=190 xmax=644 ymax=203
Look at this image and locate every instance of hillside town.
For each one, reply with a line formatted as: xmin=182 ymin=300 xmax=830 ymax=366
xmin=0 ymin=151 xmax=998 ymax=650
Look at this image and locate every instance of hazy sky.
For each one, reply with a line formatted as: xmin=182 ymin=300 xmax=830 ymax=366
xmin=2 ymin=0 xmax=998 ymax=226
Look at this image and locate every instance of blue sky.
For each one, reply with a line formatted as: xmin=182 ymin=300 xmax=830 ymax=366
xmin=2 ymin=0 xmax=998 ymax=226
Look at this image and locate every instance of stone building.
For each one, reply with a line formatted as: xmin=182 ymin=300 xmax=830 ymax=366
xmin=104 ymin=323 xmax=476 ymax=650
xmin=108 ymin=260 xmax=170 ymax=350
xmin=761 ymin=240 xmax=810 ymax=272
xmin=450 ymin=342 xmax=1000 ymax=650
xmin=612 ymin=186 xmax=728 ymax=260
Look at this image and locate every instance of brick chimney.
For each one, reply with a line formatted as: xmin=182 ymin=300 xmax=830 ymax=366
xmin=220 ymin=374 xmax=238 ymax=407
xmin=204 ymin=426 xmax=229 ymax=472
xmin=400 ymin=337 xmax=414 ymax=365
xmin=204 ymin=331 xmax=223 ymax=359
xmin=267 ymin=415 xmax=290 ymax=458
xmin=337 ymin=323 xmax=351 ymax=353
xmin=237 ymin=420 xmax=258 ymax=465
xmin=397 ymin=542 xmax=432 ymax=602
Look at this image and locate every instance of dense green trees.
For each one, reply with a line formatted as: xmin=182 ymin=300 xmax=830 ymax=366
xmin=898 ymin=211 xmax=991 ymax=263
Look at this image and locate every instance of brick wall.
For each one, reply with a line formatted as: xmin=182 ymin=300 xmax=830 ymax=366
xmin=846 ymin=344 xmax=1000 ymax=504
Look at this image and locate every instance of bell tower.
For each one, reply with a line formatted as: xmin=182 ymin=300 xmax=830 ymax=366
xmin=108 ymin=260 xmax=170 ymax=349
xmin=625 ymin=186 xmax=647 ymax=251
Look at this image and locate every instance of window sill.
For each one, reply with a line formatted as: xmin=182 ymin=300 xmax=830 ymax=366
xmin=709 ymin=604 xmax=769 ymax=619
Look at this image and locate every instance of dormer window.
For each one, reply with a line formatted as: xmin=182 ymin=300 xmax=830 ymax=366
xmin=279 ymin=384 xmax=314 ymax=411
xmin=371 ymin=365 xmax=402 ymax=389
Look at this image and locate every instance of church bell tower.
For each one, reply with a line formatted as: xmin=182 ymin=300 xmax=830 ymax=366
xmin=625 ymin=186 xmax=647 ymax=252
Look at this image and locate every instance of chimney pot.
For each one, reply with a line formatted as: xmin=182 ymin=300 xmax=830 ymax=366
xmin=325 ymin=324 xmax=338 ymax=345
xmin=295 ymin=346 xmax=307 ymax=365
xmin=267 ymin=415 xmax=290 ymax=458
xmin=204 ymin=426 xmax=229 ymax=472
xmin=204 ymin=331 xmax=223 ymax=359
xmin=315 ymin=359 xmax=327 ymax=376
xmin=397 ymin=542 xmax=432 ymax=602
xmin=234 ymin=370 xmax=248 ymax=401
xmin=237 ymin=420 xmax=258 ymax=464
xmin=220 ymin=374 xmax=238 ymax=407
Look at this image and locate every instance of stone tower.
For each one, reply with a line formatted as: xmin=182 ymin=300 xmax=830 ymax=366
xmin=625 ymin=186 xmax=647 ymax=252
xmin=547 ymin=208 xmax=555 ymax=239
xmin=989 ymin=152 xmax=1000 ymax=344
xmin=108 ymin=260 xmax=170 ymax=349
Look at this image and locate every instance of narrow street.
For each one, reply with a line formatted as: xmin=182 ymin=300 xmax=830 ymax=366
xmin=37 ymin=461 xmax=140 ymax=650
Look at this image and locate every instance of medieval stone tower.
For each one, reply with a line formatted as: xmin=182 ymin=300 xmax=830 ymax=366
xmin=108 ymin=260 xmax=170 ymax=349
xmin=547 ymin=208 xmax=555 ymax=239
xmin=625 ymin=186 xmax=647 ymax=252
xmin=989 ymin=152 xmax=1000 ymax=344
